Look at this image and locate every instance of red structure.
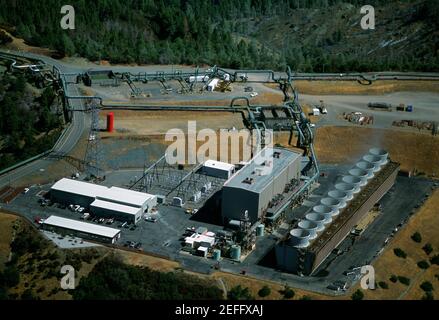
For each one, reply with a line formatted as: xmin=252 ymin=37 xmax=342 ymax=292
xmin=107 ymin=112 xmax=114 ymax=132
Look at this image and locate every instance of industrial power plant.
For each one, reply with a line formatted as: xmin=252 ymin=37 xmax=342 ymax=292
xmin=4 ymin=49 xmax=435 ymax=300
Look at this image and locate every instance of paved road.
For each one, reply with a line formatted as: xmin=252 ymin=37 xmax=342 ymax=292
xmin=0 ymin=52 xmax=88 ymax=188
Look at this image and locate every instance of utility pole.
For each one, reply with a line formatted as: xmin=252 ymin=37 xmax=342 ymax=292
xmin=84 ymin=100 xmax=103 ymax=180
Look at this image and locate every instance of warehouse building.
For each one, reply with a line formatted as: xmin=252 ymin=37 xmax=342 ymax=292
xmin=201 ymin=160 xmax=235 ymax=179
xmin=50 ymin=178 xmax=108 ymax=208
xmin=221 ymin=147 xmax=301 ymax=225
xmin=90 ymin=199 xmax=143 ymax=224
xmin=50 ymin=178 xmax=157 ymax=224
xmin=275 ymin=150 xmax=399 ymax=275
xmin=42 ymin=215 xmax=121 ymax=244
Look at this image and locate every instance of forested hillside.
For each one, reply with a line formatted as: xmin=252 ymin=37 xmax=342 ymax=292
xmin=0 ymin=73 xmax=62 ymax=170
xmin=0 ymin=0 xmax=438 ymax=71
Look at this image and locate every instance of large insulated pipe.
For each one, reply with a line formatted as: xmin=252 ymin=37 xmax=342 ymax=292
xmin=342 ymin=176 xmax=362 ymax=193
xmin=362 ymin=154 xmax=384 ymax=172
xmin=305 ymin=213 xmax=327 ymax=231
xmin=319 ymin=198 xmax=342 ymax=215
xmin=348 ymin=168 xmax=369 ymax=186
xmin=355 ymin=161 xmax=375 ymax=179
xmin=369 ymin=148 xmax=388 ymax=162
xmin=298 ymin=220 xmax=319 ymax=240
xmin=289 ymin=228 xmax=310 ymax=248
xmin=328 ymin=190 xmax=349 ymax=208
xmin=335 ymin=183 xmax=355 ymax=201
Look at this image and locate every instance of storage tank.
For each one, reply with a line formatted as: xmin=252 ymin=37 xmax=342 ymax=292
xmin=289 ymin=229 xmax=310 ymax=248
xmin=348 ymin=168 xmax=369 ymax=186
xmin=369 ymin=148 xmax=388 ymax=162
xmin=106 ymin=112 xmax=114 ymax=132
xmin=355 ymin=161 xmax=375 ymax=178
xmin=362 ymin=154 xmax=383 ymax=172
xmin=328 ymin=190 xmax=349 ymax=208
xmin=312 ymin=205 xmax=336 ymax=220
xmin=341 ymin=176 xmax=362 ymax=193
xmin=230 ymin=245 xmax=241 ymax=261
xmin=305 ymin=213 xmax=326 ymax=231
xmin=256 ymin=224 xmax=265 ymax=237
xmin=298 ymin=220 xmax=319 ymax=240
xmin=335 ymin=183 xmax=355 ymax=200
xmin=213 ymin=249 xmax=221 ymax=261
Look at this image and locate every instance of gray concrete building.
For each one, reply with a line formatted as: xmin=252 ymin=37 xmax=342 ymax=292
xmin=221 ymin=147 xmax=301 ymax=224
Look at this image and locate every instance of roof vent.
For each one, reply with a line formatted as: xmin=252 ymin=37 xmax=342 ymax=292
xmin=273 ymin=151 xmax=281 ymax=159
xmin=242 ymin=177 xmax=254 ymax=185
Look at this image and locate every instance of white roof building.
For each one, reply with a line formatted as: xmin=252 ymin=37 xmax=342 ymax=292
xmin=50 ymin=178 xmax=158 ymax=223
xmin=90 ymin=199 xmax=141 ymax=216
xmin=51 ymin=178 xmax=108 ymax=198
xmin=202 ymin=160 xmax=235 ymax=179
xmin=43 ymin=215 xmax=121 ymax=239
xmin=184 ymin=233 xmax=215 ymax=248
xmin=96 ymin=186 xmax=156 ymax=209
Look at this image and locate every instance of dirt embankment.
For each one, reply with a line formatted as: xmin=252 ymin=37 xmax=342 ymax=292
xmin=266 ymin=81 xmax=439 ymax=95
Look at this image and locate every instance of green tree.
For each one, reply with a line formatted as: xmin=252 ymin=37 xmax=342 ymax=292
xmin=417 ymin=260 xmax=430 ymax=269
xmin=351 ymin=289 xmax=364 ymax=300
xmin=228 ymin=285 xmax=254 ymax=300
xmin=430 ymin=255 xmax=439 ymax=265
xmin=420 ymin=281 xmax=433 ymax=292
xmin=394 ymin=248 xmax=407 ymax=259
xmin=411 ymin=232 xmax=422 ymax=243
xmin=398 ymin=276 xmax=410 ymax=286
xmin=422 ymin=243 xmax=433 ymax=255
xmin=258 ymin=285 xmax=271 ymax=298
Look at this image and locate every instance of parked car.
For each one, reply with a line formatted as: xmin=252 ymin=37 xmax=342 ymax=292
xmin=145 ymin=217 xmax=158 ymax=223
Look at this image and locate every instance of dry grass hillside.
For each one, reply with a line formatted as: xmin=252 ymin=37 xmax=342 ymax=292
xmin=313 ymin=127 xmax=439 ymax=176
xmin=354 ymin=189 xmax=439 ymax=300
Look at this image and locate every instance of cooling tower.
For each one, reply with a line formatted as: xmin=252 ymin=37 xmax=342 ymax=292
xmin=348 ymin=168 xmax=369 ymax=186
xmin=341 ymin=175 xmax=362 ymax=193
xmin=298 ymin=220 xmax=319 ymax=240
xmin=289 ymin=228 xmax=311 ymax=248
xmin=319 ymin=198 xmax=341 ymax=215
xmin=335 ymin=183 xmax=355 ymax=200
xmin=355 ymin=161 xmax=375 ymax=179
xmin=305 ymin=213 xmax=327 ymax=231
xmin=328 ymin=190 xmax=349 ymax=208
xmin=369 ymin=148 xmax=388 ymax=162
xmin=362 ymin=154 xmax=384 ymax=172
xmin=310 ymin=207 xmax=334 ymax=222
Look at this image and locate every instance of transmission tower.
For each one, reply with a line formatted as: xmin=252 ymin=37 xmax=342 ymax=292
xmin=84 ymin=100 xmax=103 ymax=180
